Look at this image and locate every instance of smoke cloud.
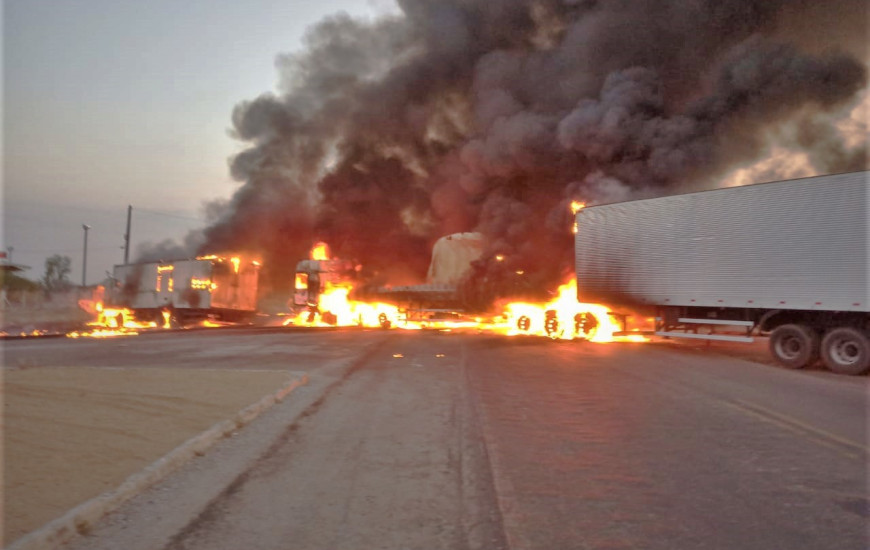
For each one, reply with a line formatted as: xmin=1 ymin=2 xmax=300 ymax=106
xmin=198 ymin=0 xmax=868 ymax=301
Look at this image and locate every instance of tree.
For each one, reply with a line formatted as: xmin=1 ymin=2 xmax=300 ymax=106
xmin=42 ymin=254 xmax=72 ymax=293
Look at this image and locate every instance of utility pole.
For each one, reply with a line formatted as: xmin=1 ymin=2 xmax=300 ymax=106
xmin=82 ymin=224 xmax=91 ymax=287
xmin=123 ymin=205 xmax=132 ymax=264
xmin=7 ymin=246 xmax=12 ymax=264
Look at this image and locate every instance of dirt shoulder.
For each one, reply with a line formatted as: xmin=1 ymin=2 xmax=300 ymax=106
xmin=3 ymin=365 xmax=297 ymax=544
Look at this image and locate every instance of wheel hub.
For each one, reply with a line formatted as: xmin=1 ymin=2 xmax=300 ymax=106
xmin=832 ymin=339 xmax=860 ymax=365
xmin=778 ymin=336 xmax=802 ymax=359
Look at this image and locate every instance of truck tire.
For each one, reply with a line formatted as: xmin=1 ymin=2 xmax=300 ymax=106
xmin=574 ymin=312 xmax=599 ymax=339
xmin=322 ymin=311 xmax=338 ymax=326
xmin=544 ymin=310 xmax=559 ymax=337
xmin=820 ymin=327 xmax=870 ymax=375
xmin=769 ymin=324 xmax=819 ymax=369
xmin=378 ymin=312 xmax=391 ymax=329
xmin=516 ymin=315 xmax=531 ymax=332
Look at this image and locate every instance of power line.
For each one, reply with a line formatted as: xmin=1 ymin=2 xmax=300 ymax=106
xmin=11 ymin=246 xmax=124 ymax=254
xmin=5 ymin=206 xmax=207 ymax=225
xmin=133 ymin=207 xmax=207 ymax=223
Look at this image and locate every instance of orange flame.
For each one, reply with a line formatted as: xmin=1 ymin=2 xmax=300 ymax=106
xmin=286 ymin=272 xmax=647 ymax=343
xmin=311 ymin=242 xmax=330 ymax=261
xmin=68 ymin=301 xmax=159 ymax=338
xmin=500 ymin=278 xmax=647 ymax=343
xmin=191 ymin=278 xmax=217 ymax=290
xmin=285 ymin=282 xmax=400 ymax=329
xmin=570 ymin=201 xmax=585 ymax=234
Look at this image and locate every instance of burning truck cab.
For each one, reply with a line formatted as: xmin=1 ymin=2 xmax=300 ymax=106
xmin=106 ymin=255 xmax=261 ymax=325
xmin=292 ymin=242 xmax=358 ymax=322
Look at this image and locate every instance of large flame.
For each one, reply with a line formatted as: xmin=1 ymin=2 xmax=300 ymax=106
xmin=499 ymin=278 xmax=646 ymax=342
xmin=67 ymin=301 xmax=157 ymax=338
xmin=310 ymin=242 xmax=330 ymax=261
xmin=288 ymin=271 xmax=648 ymax=343
xmin=285 ymin=282 xmax=401 ymax=328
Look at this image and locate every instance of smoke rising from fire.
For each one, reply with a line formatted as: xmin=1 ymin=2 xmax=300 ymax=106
xmin=195 ymin=0 xmax=867 ymax=299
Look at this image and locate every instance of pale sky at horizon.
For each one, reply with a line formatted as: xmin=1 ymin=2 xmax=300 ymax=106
xmin=4 ymin=0 xmax=397 ymax=283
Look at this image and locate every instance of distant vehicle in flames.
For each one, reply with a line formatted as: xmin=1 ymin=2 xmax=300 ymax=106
xmin=96 ymin=255 xmax=261 ymax=327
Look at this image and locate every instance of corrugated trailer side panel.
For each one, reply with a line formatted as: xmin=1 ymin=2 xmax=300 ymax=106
xmin=210 ymin=261 xmax=259 ymax=311
xmin=112 ymin=263 xmax=162 ymax=309
xmin=575 ymin=171 xmax=869 ymax=312
xmin=170 ymin=260 xmax=215 ymax=310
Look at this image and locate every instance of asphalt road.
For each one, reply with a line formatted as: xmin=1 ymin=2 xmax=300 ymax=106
xmin=6 ymin=328 xmax=868 ymax=550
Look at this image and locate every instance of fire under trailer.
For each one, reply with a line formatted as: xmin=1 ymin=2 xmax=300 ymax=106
xmin=108 ymin=256 xmax=260 ymax=324
xmin=574 ymin=170 xmax=870 ymax=375
xmin=292 ymin=234 xmax=483 ymax=326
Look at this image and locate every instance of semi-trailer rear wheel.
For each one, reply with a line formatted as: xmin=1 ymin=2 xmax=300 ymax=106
xmin=516 ymin=315 xmax=531 ymax=332
xmin=378 ymin=312 xmax=392 ymax=329
xmin=820 ymin=327 xmax=870 ymax=375
xmin=769 ymin=324 xmax=819 ymax=369
xmin=544 ymin=310 xmax=559 ymax=338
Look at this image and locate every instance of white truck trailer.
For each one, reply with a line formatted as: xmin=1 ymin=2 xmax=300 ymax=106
xmin=574 ymin=170 xmax=869 ymax=375
xmin=108 ymin=256 xmax=260 ymax=324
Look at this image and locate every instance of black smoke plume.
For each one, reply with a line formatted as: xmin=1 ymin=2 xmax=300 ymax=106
xmin=199 ymin=0 xmax=868 ymax=301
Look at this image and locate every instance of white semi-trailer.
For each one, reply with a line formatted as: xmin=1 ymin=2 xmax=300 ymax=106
xmin=574 ymin=170 xmax=869 ymax=375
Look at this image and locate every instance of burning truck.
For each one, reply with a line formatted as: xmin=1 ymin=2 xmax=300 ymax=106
xmin=291 ymin=234 xmax=493 ymax=328
xmin=292 ymin=242 xmax=360 ymax=324
xmin=100 ymin=255 xmax=261 ymax=327
xmin=290 ymin=233 xmax=624 ymax=340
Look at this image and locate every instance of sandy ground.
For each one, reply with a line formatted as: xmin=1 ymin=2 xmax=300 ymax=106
xmin=3 ymin=365 xmax=297 ymax=543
